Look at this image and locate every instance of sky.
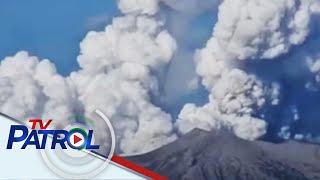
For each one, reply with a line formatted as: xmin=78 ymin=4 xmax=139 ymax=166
xmin=1 ymin=0 xmax=320 ymax=154
xmin=0 ymin=0 xmax=118 ymax=76
xmin=0 ymin=0 xmax=216 ymax=115
xmin=0 ymin=0 xmax=215 ymax=76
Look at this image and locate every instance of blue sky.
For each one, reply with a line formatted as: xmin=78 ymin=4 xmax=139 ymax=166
xmin=0 ymin=1 xmax=216 ymax=76
xmin=0 ymin=0 xmax=215 ymax=117
xmin=1 ymin=0 xmax=320 ymax=143
xmin=0 ymin=0 xmax=118 ymax=76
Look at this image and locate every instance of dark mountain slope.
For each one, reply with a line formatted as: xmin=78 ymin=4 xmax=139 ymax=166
xmin=126 ymin=129 xmax=320 ymax=180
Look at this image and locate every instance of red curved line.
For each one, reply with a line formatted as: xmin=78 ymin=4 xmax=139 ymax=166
xmin=111 ymin=155 xmax=169 ymax=180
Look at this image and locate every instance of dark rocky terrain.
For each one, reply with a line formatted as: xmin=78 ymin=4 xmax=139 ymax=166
xmin=126 ymin=129 xmax=320 ymax=180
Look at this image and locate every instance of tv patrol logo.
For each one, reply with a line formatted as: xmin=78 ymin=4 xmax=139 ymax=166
xmin=4 ymin=110 xmax=115 ymax=179
xmin=6 ymin=119 xmax=99 ymax=150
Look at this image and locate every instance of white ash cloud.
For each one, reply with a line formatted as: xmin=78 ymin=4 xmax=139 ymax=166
xmin=177 ymin=68 xmax=280 ymax=140
xmin=0 ymin=0 xmax=179 ymax=154
xmin=0 ymin=51 xmax=76 ymax=126
xmin=212 ymin=0 xmax=320 ymax=61
xmin=71 ymin=15 xmax=178 ymax=154
xmin=176 ymin=0 xmax=320 ymax=140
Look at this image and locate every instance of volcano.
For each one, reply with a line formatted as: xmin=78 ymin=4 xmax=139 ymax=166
xmin=126 ymin=129 xmax=320 ymax=180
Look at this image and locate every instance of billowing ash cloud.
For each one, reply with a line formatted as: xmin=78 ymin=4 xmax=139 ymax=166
xmin=176 ymin=0 xmax=320 ymax=140
xmin=71 ymin=15 xmax=178 ymax=154
xmin=211 ymin=0 xmax=320 ymax=60
xmin=177 ymin=68 xmax=280 ymax=140
xmin=0 ymin=52 xmax=77 ymax=126
xmin=0 ymin=1 xmax=179 ymax=155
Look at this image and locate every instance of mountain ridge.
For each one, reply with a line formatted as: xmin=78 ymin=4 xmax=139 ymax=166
xmin=126 ymin=128 xmax=320 ymax=180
